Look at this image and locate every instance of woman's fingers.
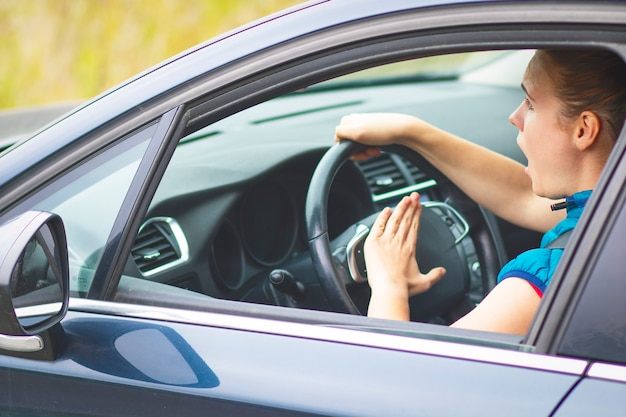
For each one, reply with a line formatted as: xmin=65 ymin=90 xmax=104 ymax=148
xmin=384 ymin=192 xmax=421 ymax=239
xmin=334 ymin=112 xmax=418 ymax=146
xmin=408 ymin=267 xmax=446 ymax=296
xmin=349 ymin=147 xmax=382 ymax=161
xmin=370 ymin=206 xmax=392 ymax=238
xmin=406 ymin=193 xmax=422 ymax=243
xmin=385 ymin=196 xmax=410 ymax=235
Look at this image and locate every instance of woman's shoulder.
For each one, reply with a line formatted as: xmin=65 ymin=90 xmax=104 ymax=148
xmin=497 ymin=248 xmax=564 ymax=293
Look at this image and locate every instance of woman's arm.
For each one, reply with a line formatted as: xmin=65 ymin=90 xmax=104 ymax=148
xmin=451 ymin=277 xmax=541 ymax=335
xmin=336 ymin=113 xmax=564 ymax=232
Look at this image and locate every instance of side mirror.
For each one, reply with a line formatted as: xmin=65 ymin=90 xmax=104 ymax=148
xmin=0 ymin=211 xmax=69 ymax=360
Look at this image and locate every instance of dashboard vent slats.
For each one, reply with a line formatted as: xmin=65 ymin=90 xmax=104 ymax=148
xmin=131 ymin=218 xmax=189 ymax=276
xmin=358 ymin=153 xmax=408 ymax=195
xmin=356 ymin=153 xmax=435 ymax=202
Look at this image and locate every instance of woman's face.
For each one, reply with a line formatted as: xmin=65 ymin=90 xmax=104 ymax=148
xmin=509 ymin=57 xmax=579 ymax=199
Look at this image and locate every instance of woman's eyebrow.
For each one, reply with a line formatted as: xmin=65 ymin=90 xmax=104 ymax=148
xmin=521 ymin=82 xmax=535 ymax=101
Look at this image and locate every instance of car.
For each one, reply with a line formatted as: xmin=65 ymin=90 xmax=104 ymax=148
xmin=1 ymin=0 xmax=625 ymax=415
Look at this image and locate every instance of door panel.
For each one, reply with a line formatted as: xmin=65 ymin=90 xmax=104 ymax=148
xmin=0 ymin=310 xmax=580 ymax=416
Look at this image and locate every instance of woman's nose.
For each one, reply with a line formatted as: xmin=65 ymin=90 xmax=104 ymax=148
xmin=509 ymin=102 xmax=524 ymax=130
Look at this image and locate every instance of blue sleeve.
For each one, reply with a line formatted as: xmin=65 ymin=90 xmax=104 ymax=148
xmin=497 ymin=248 xmax=564 ymax=294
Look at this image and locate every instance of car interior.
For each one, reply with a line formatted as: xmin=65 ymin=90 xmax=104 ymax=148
xmin=109 ymin=50 xmax=541 ymax=329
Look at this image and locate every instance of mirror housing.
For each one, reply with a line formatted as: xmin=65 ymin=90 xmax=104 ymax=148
xmin=0 ymin=211 xmax=69 ymax=360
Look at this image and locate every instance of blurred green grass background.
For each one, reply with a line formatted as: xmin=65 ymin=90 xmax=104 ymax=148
xmin=0 ymin=0 xmax=302 ymax=110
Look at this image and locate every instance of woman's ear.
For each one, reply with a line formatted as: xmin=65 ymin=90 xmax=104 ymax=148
xmin=573 ymin=111 xmax=601 ymax=151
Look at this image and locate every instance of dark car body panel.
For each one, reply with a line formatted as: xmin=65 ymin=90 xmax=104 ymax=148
xmin=0 ymin=307 xmax=582 ymax=416
xmin=554 ymin=378 xmax=626 ymax=417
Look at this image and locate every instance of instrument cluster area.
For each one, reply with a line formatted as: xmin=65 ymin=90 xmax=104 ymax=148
xmin=130 ymin=150 xmax=375 ymax=308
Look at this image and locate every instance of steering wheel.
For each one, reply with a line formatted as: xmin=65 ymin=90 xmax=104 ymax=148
xmin=305 ymin=140 xmax=506 ymax=322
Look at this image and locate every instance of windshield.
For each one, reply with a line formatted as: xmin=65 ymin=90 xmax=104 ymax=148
xmin=312 ymin=50 xmax=514 ymax=89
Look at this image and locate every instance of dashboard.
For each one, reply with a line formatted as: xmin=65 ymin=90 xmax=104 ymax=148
xmin=127 ymin=149 xmax=374 ymax=308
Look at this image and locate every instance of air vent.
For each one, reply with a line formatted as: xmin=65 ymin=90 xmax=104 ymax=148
xmin=132 ymin=217 xmax=189 ymax=276
xmin=357 ymin=152 xmax=436 ymax=202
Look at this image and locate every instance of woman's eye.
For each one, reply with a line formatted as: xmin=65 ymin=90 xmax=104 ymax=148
xmin=524 ymin=98 xmax=534 ymax=111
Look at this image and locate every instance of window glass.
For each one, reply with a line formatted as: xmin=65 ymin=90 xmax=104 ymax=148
xmin=135 ymin=50 xmax=526 ymax=341
xmin=1 ymin=122 xmax=155 ymax=296
xmin=559 ymin=207 xmax=626 ymax=364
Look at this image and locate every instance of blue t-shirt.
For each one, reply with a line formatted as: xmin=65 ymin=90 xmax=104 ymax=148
xmin=497 ymin=190 xmax=591 ymax=295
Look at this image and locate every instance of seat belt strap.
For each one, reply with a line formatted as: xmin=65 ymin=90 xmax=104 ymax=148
xmin=545 ymin=229 xmax=574 ymax=249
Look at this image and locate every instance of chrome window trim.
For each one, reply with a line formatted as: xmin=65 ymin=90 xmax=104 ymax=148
xmin=69 ymin=298 xmax=587 ymax=375
xmin=587 ymin=363 xmax=626 ymax=383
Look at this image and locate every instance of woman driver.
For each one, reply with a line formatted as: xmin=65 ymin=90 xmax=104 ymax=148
xmin=335 ymin=49 xmax=626 ymax=334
